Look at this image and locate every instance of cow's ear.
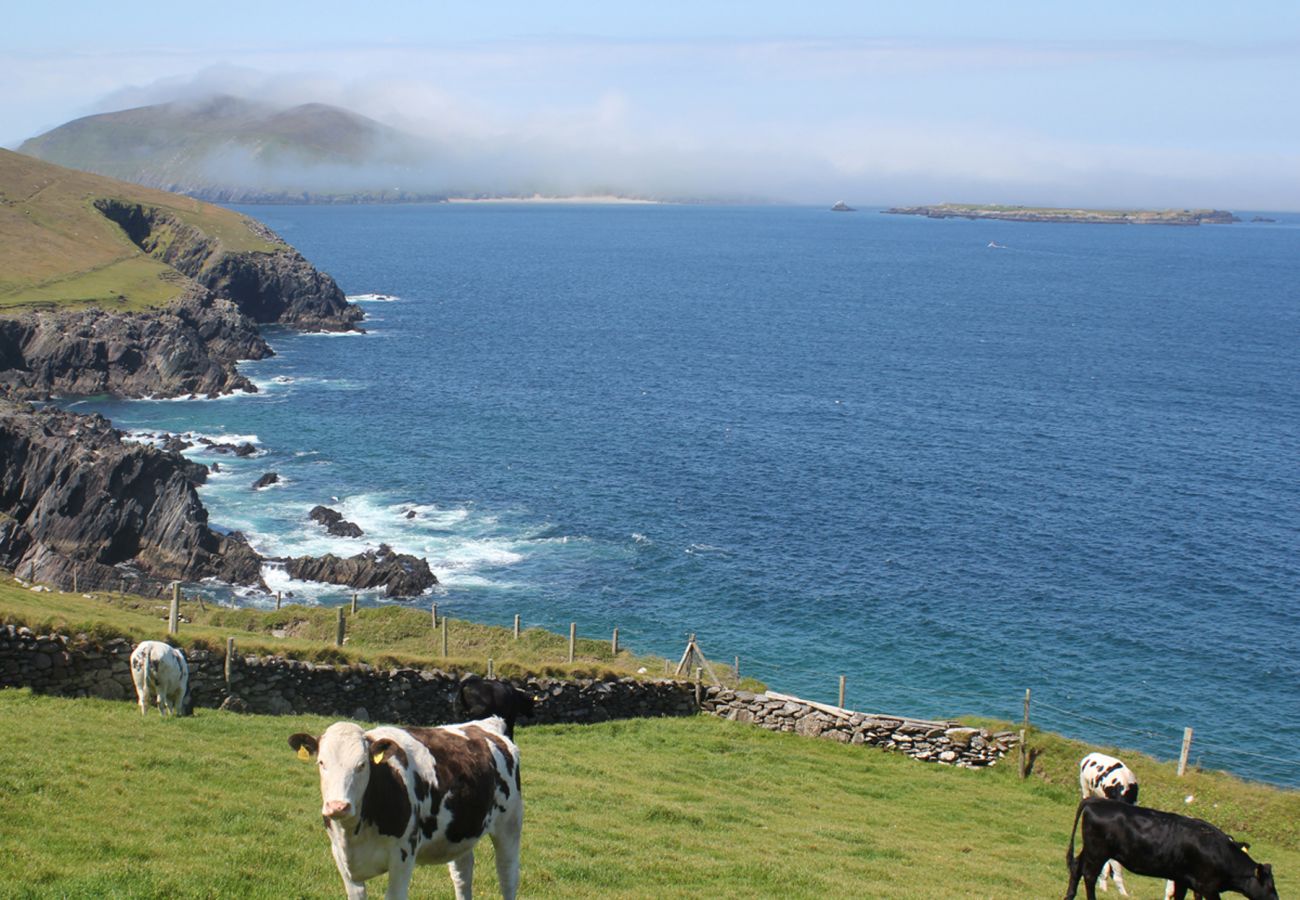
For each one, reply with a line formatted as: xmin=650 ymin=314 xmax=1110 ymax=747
xmin=288 ymin=733 xmax=319 ymax=760
xmin=369 ymin=738 xmax=407 ymax=767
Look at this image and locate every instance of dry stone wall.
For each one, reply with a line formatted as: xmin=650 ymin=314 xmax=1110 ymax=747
xmin=701 ymin=686 xmax=1019 ymax=767
xmin=0 ymin=625 xmax=1016 ymax=770
xmin=0 ymin=624 xmax=695 ymax=726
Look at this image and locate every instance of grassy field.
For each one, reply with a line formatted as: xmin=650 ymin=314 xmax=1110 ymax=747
xmin=0 ymin=575 xmax=695 ymax=683
xmin=0 ymin=690 xmax=1295 ymax=899
xmin=0 ymin=148 xmax=281 ymax=313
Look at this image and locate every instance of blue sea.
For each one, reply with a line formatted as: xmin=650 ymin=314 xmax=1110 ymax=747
xmin=72 ymin=205 xmax=1300 ymax=786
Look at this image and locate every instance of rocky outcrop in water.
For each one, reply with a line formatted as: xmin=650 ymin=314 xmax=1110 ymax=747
xmin=0 ymin=401 xmax=265 ymax=595
xmin=252 ymin=473 xmax=279 ymax=490
xmin=281 ymin=545 xmax=436 ymax=597
xmin=0 ymin=291 xmax=269 ymax=400
xmin=309 ymin=505 xmax=363 ymax=538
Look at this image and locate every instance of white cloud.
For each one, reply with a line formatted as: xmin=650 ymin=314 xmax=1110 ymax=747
xmin=4 ymin=36 xmax=1299 ymax=208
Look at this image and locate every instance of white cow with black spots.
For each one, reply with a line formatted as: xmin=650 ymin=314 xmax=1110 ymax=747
xmin=129 ymin=640 xmax=190 ymax=717
xmin=289 ymin=716 xmax=523 ymax=900
xmin=1079 ymin=752 xmax=1140 ymax=895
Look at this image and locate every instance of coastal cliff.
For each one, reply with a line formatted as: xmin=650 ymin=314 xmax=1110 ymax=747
xmin=0 ymin=151 xmax=435 ymax=600
xmin=0 ymin=290 xmax=269 ymax=400
xmin=93 ymin=198 xmax=363 ymax=332
xmin=0 ymin=402 xmax=262 ymax=596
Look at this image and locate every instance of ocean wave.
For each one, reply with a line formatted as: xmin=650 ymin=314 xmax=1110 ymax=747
xmin=347 ymin=293 xmax=401 ymax=303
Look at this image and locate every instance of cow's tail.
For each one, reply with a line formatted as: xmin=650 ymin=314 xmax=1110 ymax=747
xmin=1065 ymin=798 xmax=1087 ymax=871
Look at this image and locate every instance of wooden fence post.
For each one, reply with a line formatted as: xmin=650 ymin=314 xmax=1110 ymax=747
xmin=431 ymin=603 xmax=438 ymax=628
xmin=350 ymin=592 xmax=358 ymax=615
xmin=224 ymin=637 xmax=236 ymax=684
xmin=72 ymin=569 xmax=78 ymax=594
xmin=734 ymin=656 xmax=740 ymax=682
xmin=276 ymin=591 xmax=282 ymax=610
xmin=568 ymin=623 xmax=576 ymax=663
xmin=1019 ymin=688 xmax=1031 ymax=779
xmin=611 ymin=627 xmax=619 ymax=655
xmin=1178 ymin=727 xmax=1194 ymax=776
xmin=335 ymin=608 xmax=345 ymax=647
xmin=513 ymin=614 xmax=520 ymax=640
xmin=168 ymin=582 xmax=180 ymax=635
xmin=838 ymin=674 xmax=846 ymax=709
xmin=441 ymin=617 xmax=449 ymax=658
xmin=694 ymin=666 xmax=703 ymax=706
xmin=487 ymin=658 xmax=495 ymax=679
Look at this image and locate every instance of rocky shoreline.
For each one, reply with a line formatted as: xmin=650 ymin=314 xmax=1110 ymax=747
xmin=0 ymin=191 xmax=434 ymax=599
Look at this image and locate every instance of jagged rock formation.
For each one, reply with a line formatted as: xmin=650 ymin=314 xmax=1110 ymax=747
xmin=252 ymin=473 xmax=279 ymax=490
xmin=281 ymin=545 xmax=436 ymax=597
xmin=0 ymin=402 xmax=264 ymax=595
xmin=0 ymin=291 xmax=269 ymax=400
xmin=309 ymin=505 xmax=363 ymax=538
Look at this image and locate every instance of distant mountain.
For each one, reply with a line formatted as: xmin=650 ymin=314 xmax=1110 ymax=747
xmin=19 ymin=96 xmax=443 ymax=203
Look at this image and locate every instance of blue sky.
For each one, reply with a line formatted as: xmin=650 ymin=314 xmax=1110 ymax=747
xmin=5 ymin=1 xmax=1299 ymax=206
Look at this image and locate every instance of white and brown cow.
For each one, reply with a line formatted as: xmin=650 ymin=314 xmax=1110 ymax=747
xmin=129 ymin=640 xmax=190 ymax=717
xmin=1079 ymin=752 xmax=1140 ymax=895
xmin=288 ymin=717 xmax=522 ymax=900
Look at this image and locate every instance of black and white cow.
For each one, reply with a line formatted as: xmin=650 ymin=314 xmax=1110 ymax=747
xmin=1063 ymin=798 xmax=1279 ymax=900
xmin=456 ymin=676 xmax=536 ymax=739
xmin=1079 ymin=752 xmax=1140 ymax=894
xmin=289 ymin=717 xmax=522 ymax=900
xmin=129 ymin=640 xmax=191 ymax=717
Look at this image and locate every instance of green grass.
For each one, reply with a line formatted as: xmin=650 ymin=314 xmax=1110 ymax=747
xmin=0 ymin=574 xmax=702 ymax=683
xmin=0 ymin=148 xmax=282 ymax=313
xmin=0 ymin=690 xmax=1295 ymax=899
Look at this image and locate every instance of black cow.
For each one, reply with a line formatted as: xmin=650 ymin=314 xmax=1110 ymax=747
xmin=456 ymin=676 xmax=536 ymax=738
xmin=1064 ymin=798 xmax=1278 ymax=900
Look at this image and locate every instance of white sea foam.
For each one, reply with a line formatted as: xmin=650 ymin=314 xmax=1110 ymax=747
xmin=347 ymin=293 xmax=401 ymax=303
xmin=685 ymin=543 xmax=732 ymax=556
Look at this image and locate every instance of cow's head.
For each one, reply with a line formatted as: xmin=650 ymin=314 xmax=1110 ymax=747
xmin=514 ymin=687 xmax=537 ymax=717
xmin=1245 ymin=861 xmax=1277 ymax=900
xmin=288 ymin=723 xmax=408 ymax=822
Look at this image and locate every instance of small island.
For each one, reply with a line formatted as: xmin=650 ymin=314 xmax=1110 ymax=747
xmin=883 ymin=203 xmax=1239 ymax=226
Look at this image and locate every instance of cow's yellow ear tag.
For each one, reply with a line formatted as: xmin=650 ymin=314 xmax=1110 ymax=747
xmin=372 ymin=751 xmax=385 ymax=765
xmin=297 ymin=746 xmax=311 ymax=761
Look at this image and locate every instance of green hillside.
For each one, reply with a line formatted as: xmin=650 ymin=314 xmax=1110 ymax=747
xmin=18 ymin=96 xmax=432 ymax=201
xmin=0 ymin=691 xmax=1295 ymax=898
xmin=0 ymin=148 xmax=282 ymax=313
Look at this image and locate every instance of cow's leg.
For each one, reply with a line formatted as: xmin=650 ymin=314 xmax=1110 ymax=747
xmin=329 ymin=838 xmax=367 ymax=899
xmin=131 ymin=670 xmax=148 ymax=716
xmin=383 ymin=853 xmax=416 ymax=900
xmin=1080 ymin=855 xmax=1105 ymax=900
xmin=490 ymin=821 xmax=522 ymax=900
xmin=1108 ymin=860 xmax=1128 ymax=896
xmin=447 ymin=850 xmax=475 ymax=900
